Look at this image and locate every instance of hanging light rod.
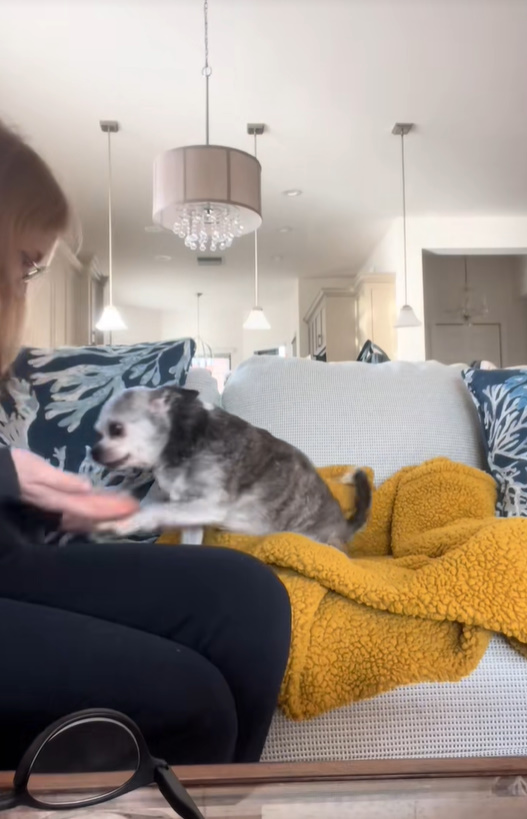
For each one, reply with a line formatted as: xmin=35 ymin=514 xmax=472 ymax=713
xmin=100 ymin=120 xmax=119 ymax=134
xmin=244 ymin=123 xmax=270 ymax=331
xmin=247 ymin=123 xmax=265 ymax=137
xmin=195 ymin=291 xmax=213 ymax=357
xmin=391 ymin=122 xmax=413 ymax=137
xmin=96 ymin=120 xmax=126 ymax=334
xmin=392 ymin=121 xmax=421 ymax=329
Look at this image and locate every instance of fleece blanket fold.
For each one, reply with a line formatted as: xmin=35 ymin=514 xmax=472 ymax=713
xmin=158 ymin=458 xmax=527 ymax=721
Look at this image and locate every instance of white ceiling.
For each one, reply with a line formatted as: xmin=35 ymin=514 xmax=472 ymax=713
xmin=2 ymin=0 xmax=527 ymax=310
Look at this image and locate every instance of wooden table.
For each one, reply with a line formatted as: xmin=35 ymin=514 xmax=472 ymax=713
xmin=3 ymin=758 xmax=527 ymax=818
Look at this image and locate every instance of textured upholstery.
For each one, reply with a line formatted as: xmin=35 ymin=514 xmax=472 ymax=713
xmin=222 ymin=356 xmax=485 ymax=484
xmin=222 ymin=356 xmax=527 ymax=760
xmin=263 ymin=637 xmax=527 ymax=760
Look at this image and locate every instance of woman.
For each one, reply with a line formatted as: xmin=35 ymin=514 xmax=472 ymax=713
xmin=0 ymin=120 xmax=291 ymax=769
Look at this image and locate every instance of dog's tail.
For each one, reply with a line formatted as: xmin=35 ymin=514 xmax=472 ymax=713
xmin=340 ymin=468 xmax=372 ymax=539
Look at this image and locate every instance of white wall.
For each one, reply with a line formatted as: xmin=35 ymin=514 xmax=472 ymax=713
xmin=107 ymin=270 xmax=299 ymax=368
xmin=423 ymin=254 xmax=527 ymax=366
xmin=361 ymin=216 xmax=527 ymax=361
xmin=114 ymin=304 xmax=165 ymax=346
xmin=160 ymin=278 xmax=298 ymax=369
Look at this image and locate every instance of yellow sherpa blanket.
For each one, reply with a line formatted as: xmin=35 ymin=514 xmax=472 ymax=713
xmin=158 ymin=458 xmax=527 ymax=721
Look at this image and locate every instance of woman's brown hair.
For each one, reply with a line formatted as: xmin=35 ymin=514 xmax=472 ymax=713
xmin=0 ymin=120 xmax=69 ymax=375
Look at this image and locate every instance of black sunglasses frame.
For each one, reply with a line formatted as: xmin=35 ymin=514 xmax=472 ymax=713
xmin=0 ymin=708 xmax=204 ymax=819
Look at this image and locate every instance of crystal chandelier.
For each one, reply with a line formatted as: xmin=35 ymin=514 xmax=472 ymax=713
xmin=447 ymin=256 xmax=489 ymax=326
xmin=175 ymin=205 xmax=244 ymax=253
xmin=153 ymin=0 xmax=262 ymax=252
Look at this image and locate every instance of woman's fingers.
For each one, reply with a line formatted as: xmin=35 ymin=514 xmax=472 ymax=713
xmin=39 ymin=466 xmax=93 ymax=494
xmin=44 ymin=489 xmax=139 ymax=522
xmin=12 ymin=449 xmax=92 ymax=495
xmin=10 ymin=448 xmax=139 ymax=527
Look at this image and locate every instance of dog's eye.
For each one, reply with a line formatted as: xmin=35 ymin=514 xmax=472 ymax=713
xmin=108 ymin=422 xmax=125 ymax=439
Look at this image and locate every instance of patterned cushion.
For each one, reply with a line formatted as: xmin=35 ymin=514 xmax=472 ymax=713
xmin=462 ymin=367 xmax=527 ymax=516
xmin=0 ymin=339 xmax=195 ymax=499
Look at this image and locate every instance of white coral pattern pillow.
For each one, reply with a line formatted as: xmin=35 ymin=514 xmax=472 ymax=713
xmin=463 ymin=367 xmax=527 ymax=516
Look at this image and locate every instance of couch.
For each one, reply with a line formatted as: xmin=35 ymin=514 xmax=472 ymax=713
xmin=187 ymin=355 xmax=527 ymax=762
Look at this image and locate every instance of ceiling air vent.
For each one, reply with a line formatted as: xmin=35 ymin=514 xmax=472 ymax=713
xmin=197 ymin=256 xmax=223 ymax=267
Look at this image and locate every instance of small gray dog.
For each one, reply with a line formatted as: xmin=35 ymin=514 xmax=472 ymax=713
xmin=92 ymin=385 xmax=371 ymax=550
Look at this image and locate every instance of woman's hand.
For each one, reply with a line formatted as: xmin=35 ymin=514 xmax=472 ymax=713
xmin=11 ymin=449 xmax=139 ymax=530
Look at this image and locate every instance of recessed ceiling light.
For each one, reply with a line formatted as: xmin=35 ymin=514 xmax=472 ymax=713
xmin=283 ymin=189 xmax=302 ymax=197
xmin=154 ymin=254 xmax=172 ymax=262
xmin=145 ymin=225 xmax=163 ymax=233
xmin=278 ymin=226 xmax=292 ymax=234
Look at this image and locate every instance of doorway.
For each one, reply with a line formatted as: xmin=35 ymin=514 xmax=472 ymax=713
xmin=423 ymin=252 xmax=527 ymax=367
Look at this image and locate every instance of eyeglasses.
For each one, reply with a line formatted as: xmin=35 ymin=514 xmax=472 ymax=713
xmin=21 ymin=252 xmax=48 ymax=283
xmin=0 ymin=708 xmax=205 ymax=818
xmin=21 ymin=238 xmax=60 ymax=283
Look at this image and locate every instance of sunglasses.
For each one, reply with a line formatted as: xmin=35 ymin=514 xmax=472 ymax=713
xmin=0 ymin=708 xmax=205 ymax=818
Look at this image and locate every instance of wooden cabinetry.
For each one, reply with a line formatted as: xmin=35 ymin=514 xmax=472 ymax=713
xmin=23 ymin=245 xmax=104 ymax=349
xmin=356 ymin=274 xmax=397 ymax=359
xmin=304 ymin=289 xmax=357 ymax=361
xmin=303 ymin=276 xmax=397 ymax=362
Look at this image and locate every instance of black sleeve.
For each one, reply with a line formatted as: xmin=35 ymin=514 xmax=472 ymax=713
xmin=0 ymin=446 xmax=20 ymax=502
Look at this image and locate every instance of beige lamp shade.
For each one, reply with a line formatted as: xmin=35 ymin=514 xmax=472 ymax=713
xmin=394 ymin=304 xmax=421 ymax=328
xmin=153 ymin=145 xmax=262 ymax=252
xmin=96 ymin=304 xmax=127 ymax=332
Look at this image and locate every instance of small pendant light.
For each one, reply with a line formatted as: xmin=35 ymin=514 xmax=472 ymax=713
xmin=392 ymin=123 xmax=421 ymax=329
xmin=244 ymin=124 xmax=270 ymax=331
xmin=96 ymin=121 xmax=126 ymax=334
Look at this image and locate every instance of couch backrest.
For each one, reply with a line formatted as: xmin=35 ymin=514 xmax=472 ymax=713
xmin=222 ymin=356 xmax=485 ymax=484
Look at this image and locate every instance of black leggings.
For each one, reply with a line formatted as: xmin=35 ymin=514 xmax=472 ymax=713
xmin=0 ymin=540 xmax=291 ymax=769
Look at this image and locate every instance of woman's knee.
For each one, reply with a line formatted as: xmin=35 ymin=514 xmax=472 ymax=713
xmin=240 ymin=554 xmax=291 ymax=629
xmin=137 ymin=643 xmax=239 ymax=765
xmin=208 ymin=548 xmax=291 ymax=630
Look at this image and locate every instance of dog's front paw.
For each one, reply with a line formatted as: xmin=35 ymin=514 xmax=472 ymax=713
xmin=96 ymin=516 xmax=141 ymax=537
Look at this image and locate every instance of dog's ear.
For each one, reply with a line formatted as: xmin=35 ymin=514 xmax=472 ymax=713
xmin=162 ymin=387 xmax=209 ymax=464
xmin=148 ymin=386 xmax=199 ymax=415
xmin=179 ymin=388 xmax=199 ymax=401
xmin=148 ymin=387 xmax=175 ymax=415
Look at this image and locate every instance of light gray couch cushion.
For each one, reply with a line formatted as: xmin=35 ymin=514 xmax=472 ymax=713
xmin=263 ymin=636 xmax=527 ymax=760
xmin=222 ymin=356 xmax=485 ymax=484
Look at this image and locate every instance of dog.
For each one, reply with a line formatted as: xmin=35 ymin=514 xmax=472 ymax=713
xmin=92 ymin=385 xmax=371 ymax=550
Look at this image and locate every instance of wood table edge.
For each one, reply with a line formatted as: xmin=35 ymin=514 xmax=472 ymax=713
xmin=4 ymin=757 xmax=527 ymax=793
xmin=174 ymin=757 xmax=527 ymax=786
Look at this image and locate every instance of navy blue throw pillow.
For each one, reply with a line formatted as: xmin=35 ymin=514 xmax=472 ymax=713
xmin=0 ymin=338 xmax=196 ymax=499
xmin=462 ymin=366 xmax=527 ymax=517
